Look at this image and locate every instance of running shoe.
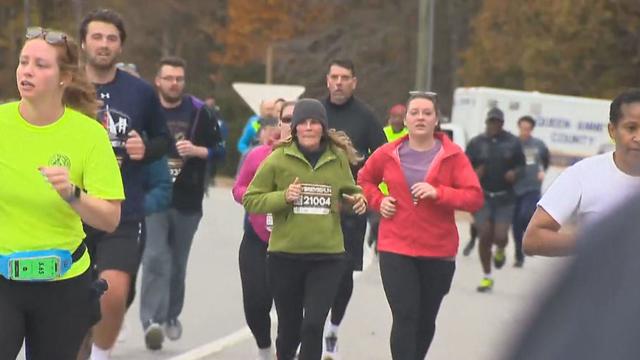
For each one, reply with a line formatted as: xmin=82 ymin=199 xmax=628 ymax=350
xmin=144 ymin=322 xmax=164 ymax=350
xmin=462 ymin=238 xmax=476 ymax=256
xmin=476 ymin=277 xmax=494 ymax=293
xmin=323 ymin=334 xmax=339 ymax=359
xmin=514 ymin=258 xmax=524 ymax=268
xmin=493 ymin=248 xmax=506 ymax=269
xmin=165 ymin=318 xmax=183 ymax=341
xmin=256 ymin=347 xmax=275 ymax=360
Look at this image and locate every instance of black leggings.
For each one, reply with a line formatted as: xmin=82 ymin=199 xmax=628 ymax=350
xmin=267 ymin=254 xmax=346 ymax=360
xmin=330 ymin=213 xmax=367 ymax=326
xmin=239 ymin=225 xmax=273 ymax=349
xmin=0 ymin=270 xmax=100 ymax=360
xmin=330 ymin=270 xmax=353 ymax=326
xmin=379 ymin=252 xmax=455 ymax=360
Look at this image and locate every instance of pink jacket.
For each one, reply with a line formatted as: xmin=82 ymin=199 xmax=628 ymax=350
xmin=358 ymin=133 xmax=483 ymax=257
xmin=232 ymin=145 xmax=273 ymax=242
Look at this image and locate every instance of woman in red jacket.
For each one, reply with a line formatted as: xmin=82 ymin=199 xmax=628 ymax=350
xmin=358 ymin=92 xmax=483 ymax=360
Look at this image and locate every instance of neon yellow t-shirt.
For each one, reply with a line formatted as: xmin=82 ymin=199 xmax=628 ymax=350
xmin=0 ymin=101 xmax=125 ymax=280
xmin=383 ymin=125 xmax=408 ymax=142
xmin=380 ymin=126 xmax=409 ymax=195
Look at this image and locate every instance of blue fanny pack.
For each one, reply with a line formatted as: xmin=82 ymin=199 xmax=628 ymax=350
xmin=0 ymin=243 xmax=86 ymax=281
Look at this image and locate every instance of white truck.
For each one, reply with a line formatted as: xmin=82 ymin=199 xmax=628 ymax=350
xmin=441 ymin=87 xmax=612 ymax=167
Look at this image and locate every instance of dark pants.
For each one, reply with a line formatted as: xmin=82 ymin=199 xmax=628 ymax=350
xmin=330 ymin=213 xmax=367 ymax=326
xmin=512 ymin=190 xmax=540 ymax=262
xmin=379 ymin=252 xmax=455 ymax=360
xmin=268 ymin=254 xmax=346 ymax=360
xmin=0 ymin=270 xmax=100 ymax=360
xmin=239 ymin=225 xmax=273 ymax=349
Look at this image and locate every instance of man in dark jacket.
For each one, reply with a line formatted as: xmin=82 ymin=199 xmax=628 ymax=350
xmin=139 ymin=56 xmax=222 ymax=350
xmin=466 ymin=108 xmax=525 ymax=292
xmin=321 ymin=59 xmax=387 ymax=358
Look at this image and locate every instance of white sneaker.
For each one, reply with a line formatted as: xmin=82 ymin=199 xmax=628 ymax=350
xmin=165 ymin=318 xmax=183 ymax=341
xmin=256 ymin=346 xmax=275 ymax=360
xmin=144 ymin=322 xmax=164 ymax=351
xmin=322 ymin=333 xmax=339 ymax=359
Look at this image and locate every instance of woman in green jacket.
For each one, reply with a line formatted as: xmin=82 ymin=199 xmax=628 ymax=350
xmin=243 ymin=98 xmax=366 ymax=360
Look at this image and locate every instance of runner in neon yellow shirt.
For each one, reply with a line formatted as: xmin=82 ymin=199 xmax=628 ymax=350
xmin=380 ymin=104 xmax=408 ymax=195
xmin=0 ymin=102 xmax=124 ymax=279
xmin=383 ymin=103 xmax=408 ymax=142
xmin=0 ymin=27 xmax=123 ymax=359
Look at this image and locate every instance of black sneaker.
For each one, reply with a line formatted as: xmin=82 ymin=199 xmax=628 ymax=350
xmin=514 ymin=258 xmax=524 ymax=268
xmin=493 ymin=249 xmax=506 ymax=269
xmin=462 ymin=239 xmax=476 ymax=256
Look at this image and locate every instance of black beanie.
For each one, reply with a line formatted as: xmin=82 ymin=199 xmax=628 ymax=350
xmin=291 ymin=99 xmax=329 ymax=132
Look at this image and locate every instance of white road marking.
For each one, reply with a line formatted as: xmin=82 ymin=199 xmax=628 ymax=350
xmin=168 ymin=242 xmax=376 ymax=360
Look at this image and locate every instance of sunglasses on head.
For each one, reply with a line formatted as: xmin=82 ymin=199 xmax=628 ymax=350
xmin=26 ymin=27 xmax=68 ymax=46
xmin=409 ymin=90 xmax=438 ymax=99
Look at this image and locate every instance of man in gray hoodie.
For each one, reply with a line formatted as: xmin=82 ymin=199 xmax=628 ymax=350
xmin=512 ymin=115 xmax=549 ymax=267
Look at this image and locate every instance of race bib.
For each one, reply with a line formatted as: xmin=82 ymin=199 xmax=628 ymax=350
xmin=168 ymin=158 xmax=184 ymax=182
xmin=524 ymin=148 xmax=538 ymax=166
xmin=293 ymin=184 xmax=332 ymax=215
xmin=266 ymin=213 xmax=273 ymax=232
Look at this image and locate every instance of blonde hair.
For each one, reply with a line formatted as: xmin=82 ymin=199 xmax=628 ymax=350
xmin=24 ymin=29 xmax=99 ymax=118
xmin=58 ymin=35 xmax=99 ymax=118
xmin=278 ymin=129 xmax=363 ymax=165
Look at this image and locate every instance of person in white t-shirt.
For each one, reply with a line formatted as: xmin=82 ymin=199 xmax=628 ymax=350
xmin=524 ymin=89 xmax=640 ymax=256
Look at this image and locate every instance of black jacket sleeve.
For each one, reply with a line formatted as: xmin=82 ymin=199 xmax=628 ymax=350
xmin=367 ymin=113 xmax=387 ymax=155
xmin=465 ymin=138 xmax=482 ymax=168
xmin=194 ymin=105 xmax=222 ymax=150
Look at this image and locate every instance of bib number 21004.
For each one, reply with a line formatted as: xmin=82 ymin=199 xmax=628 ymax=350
xmin=293 ymin=184 xmax=332 ymax=215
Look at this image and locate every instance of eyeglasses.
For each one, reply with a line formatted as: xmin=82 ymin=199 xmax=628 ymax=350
xmin=280 ymin=116 xmax=293 ymax=124
xmin=26 ymin=27 xmax=68 ymax=46
xmin=160 ymin=76 xmax=185 ymax=83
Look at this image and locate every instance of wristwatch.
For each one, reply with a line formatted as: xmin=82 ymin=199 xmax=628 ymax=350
xmin=64 ymin=184 xmax=82 ymax=203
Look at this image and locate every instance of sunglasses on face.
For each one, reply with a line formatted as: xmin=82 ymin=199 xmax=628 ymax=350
xmin=26 ymin=27 xmax=68 ymax=46
xmin=280 ymin=116 xmax=293 ymax=124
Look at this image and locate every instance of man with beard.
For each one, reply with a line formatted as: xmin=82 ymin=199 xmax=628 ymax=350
xmin=139 ymin=56 xmax=222 ymax=351
xmin=321 ymin=59 xmax=387 ymax=359
xmin=79 ymin=8 xmax=170 ymax=360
